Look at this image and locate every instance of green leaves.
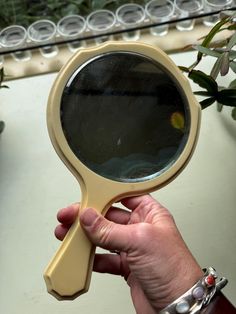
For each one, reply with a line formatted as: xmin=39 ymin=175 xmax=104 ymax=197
xmin=217 ymin=89 xmax=236 ymax=107
xmin=0 ymin=67 xmax=9 ymax=89
xmin=180 ymin=68 xmax=236 ymax=110
xmin=199 ymin=97 xmax=216 ymax=110
xmin=0 ymin=66 xmax=8 ymax=135
xmin=180 ymin=12 xmax=236 ymax=120
xmin=227 ymin=32 xmax=236 ymax=50
xmin=193 ymin=29 xmax=236 ymax=79
xmin=190 ymin=16 xmax=231 ymax=70
xmin=190 ymin=70 xmax=219 ymax=109
xmin=229 ymin=79 xmax=236 ymax=89
xmin=230 ymin=61 xmax=236 ymax=73
xmin=179 ymin=67 xmax=220 ymax=105
xmin=0 ymin=121 xmax=5 ymax=134
xmin=232 ymin=108 xmax=236 ymax=120
xmin=193 ymin=45 xmax=221 ymax=58
xmin=210 ymin=51 xmax=230 ymax=78
xmin=189 ymin=70 xmax=218 ymax=95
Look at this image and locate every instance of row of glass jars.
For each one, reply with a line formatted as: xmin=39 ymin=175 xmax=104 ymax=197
xmin=0 ymin=0 xmax=234 ymax=62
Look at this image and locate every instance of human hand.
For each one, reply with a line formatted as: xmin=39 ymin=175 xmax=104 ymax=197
xmin=55 ymin=194 xmax=203 ymax=313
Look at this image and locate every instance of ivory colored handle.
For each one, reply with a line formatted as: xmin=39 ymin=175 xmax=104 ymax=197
xmin=44 ymin=218 xmax=95 ymax=300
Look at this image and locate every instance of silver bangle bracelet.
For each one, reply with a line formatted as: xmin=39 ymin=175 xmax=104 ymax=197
xmin=159 ymin=267 xmax=228 ymax=314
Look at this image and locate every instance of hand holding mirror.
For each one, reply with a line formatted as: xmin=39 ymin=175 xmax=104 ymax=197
xmin=44 ymin=42 xmax=201 ymax=300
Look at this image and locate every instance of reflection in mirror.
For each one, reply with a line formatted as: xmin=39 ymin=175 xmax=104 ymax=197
xmin=61 ymin=52 xmax=190 ymax=182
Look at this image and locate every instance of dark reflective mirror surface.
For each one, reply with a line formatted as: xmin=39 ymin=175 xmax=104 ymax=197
xmin=61 ymin=52 xmax=190 ymax=182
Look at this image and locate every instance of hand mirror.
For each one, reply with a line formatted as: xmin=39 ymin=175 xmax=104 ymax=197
xmin=44 ymin=42 xmax=201 ymax=300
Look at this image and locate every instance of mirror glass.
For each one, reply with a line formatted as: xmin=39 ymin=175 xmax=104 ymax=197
xmin=61 ymin=52 xmax=190 ymax=182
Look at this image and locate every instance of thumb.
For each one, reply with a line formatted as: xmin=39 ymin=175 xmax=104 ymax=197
xmin=80 ymin=207 xmax=132 ymax=252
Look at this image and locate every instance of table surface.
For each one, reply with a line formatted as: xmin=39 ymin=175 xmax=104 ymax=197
xmin=0 ymin=50 xmax=235 ymax=314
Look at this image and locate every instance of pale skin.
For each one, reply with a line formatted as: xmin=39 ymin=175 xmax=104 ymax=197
xmin=55 ymin=194 xmax=203 ymax=313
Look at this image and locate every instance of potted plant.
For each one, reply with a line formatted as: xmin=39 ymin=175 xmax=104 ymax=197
xmin=179 ymin=11 xmax=236 ymax=120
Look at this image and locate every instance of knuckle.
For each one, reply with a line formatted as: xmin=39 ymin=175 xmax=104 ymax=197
xmin=140 ymin=196 xmax=175 ymax=224
xmin=139 ymin=196 xmax=160 ymax=213
xmin=92 ymin=216 xmax=115 ymax=247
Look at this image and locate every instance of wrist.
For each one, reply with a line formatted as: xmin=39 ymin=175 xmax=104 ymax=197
xmin=152 ymin=263 xmax=203 ymax=312
xmin=171 ymin=264 xmax=204 ymax=303
xmin=159 ymin=262 xmax=203 ymax=310
xmin=159 ymin=267 xmax=228 ymax=314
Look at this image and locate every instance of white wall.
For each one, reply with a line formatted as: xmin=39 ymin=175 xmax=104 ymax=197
xmin=0 ymin=51 xmax=235 ymax=314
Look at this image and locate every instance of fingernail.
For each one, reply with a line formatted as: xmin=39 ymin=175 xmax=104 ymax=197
xmin=80 ymin=208 xmax=98 ymax=227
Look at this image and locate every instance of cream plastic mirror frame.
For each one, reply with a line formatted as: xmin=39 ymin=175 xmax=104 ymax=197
xmin=44 ymin=41 xmax=201 ymax=300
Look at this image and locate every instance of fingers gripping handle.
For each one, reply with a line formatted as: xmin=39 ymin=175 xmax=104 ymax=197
xmin=44 ymin=218 xmax=95 ymax=300
xmin=44 ymin=183 xmax=114 ymax=300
